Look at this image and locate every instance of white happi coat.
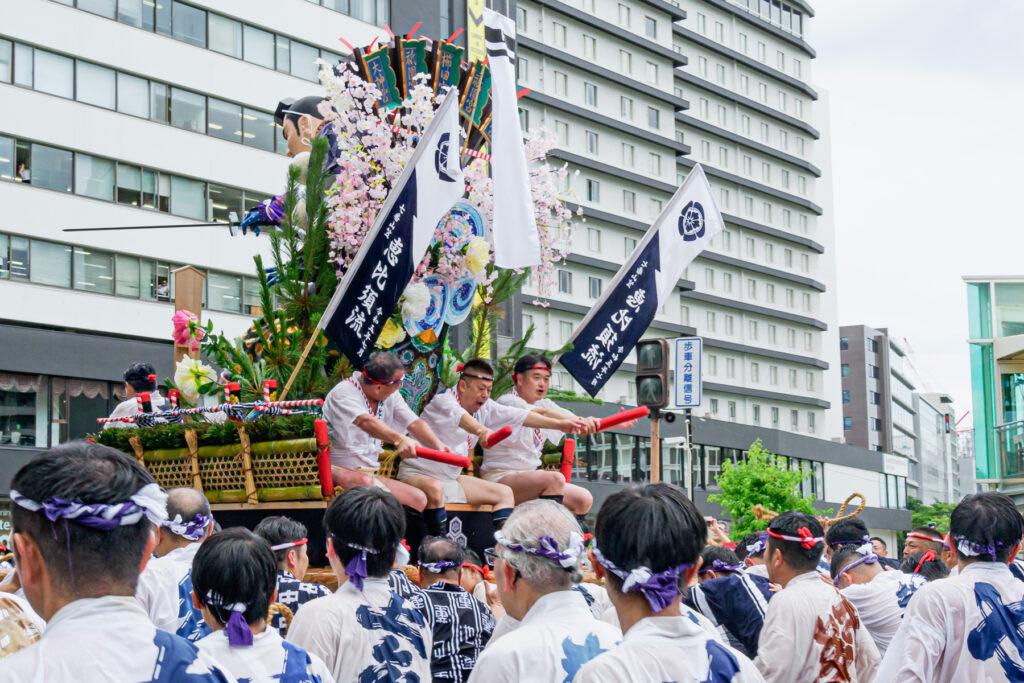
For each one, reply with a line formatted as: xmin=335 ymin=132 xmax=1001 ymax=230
xmin=197 ymin=628 xmax=335 ymax=683
xmin=136 ymin=542 xmax=208 ymax=640
xmin=841 ymin=569 xmax=927 ymax=657
xmin=746 ymin=564 xmax=769 ymax=579
xmin=483 ymin=394 xmax=569 ymax=474
xmin=754 ymin=571 xmax=880 ymax=683
xmin=322 ymin=373 xmax=419 ymax=469
xmin=574 ymin=614 xmax=765 ymax=683
xmin=875 ymin=561 xmax=1024 ymax=682
xmin=287 ymin=577 xmax=432 ymax=683
xmin=401 ymin=391 xmax=529 ymax=481
xmin=469 ymin=589 xmax=621 ymax=683
xmin=104 ymin=391 xmax=170 ymax=430
xmin=0 ymin=596 xmax=230 ymax=683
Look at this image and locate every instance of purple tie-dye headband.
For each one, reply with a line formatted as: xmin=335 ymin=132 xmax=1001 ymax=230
xmin=745 ymin=533 xmax=768 ymax=556
xmin=698 ymin=559 xmax=744 ymax=575
xmin=494 ymin=531 xmax=585 ymax=570
xmin=205 ymin=591 xmax=252 ymax=647
xmin=592 ymin=546 xmax=692 ymax=613
xmin=9 ymin=483 xmax=167 ymax=530
xmin=953 ymin=535 xmax=1004 ymax=561
xmin=163 ymin=513 xmax=212 ymax=542
xmin=419 ymin=560 xmax=461 ymax=574
xmin=343 ymin=542 xmax=379 ymax=590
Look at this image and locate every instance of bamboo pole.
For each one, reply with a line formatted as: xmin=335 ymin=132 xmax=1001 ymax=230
xmin=280 ymin=329 xmax=321 ymax=402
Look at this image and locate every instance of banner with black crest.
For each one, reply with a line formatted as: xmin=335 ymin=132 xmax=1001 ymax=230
xmin=560 ymin=164 xmax=723 ymax=396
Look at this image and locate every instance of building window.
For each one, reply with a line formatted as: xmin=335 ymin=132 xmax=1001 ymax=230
xmin=791 ymin=410 xmax=799 ymax=430
xmin=516 ymin=6 xmax=527 ymax=30
xmin=620 ymin=50 xmax=632 ymax=74
xmin=724 ymin=314 xmax=734 ymax=335
xmin=748 ymin=320 xmax=757 ymax=341
xmin=555 ymin=120 xmax=569 ymax=145
xmin=840 ymin=336 xmax=849 ymax=350
xmin=709 ymin=398 xmax=718 ymax=414
xmin=808 ymin=412 xmax=816 ymax=434
xmin=553 ymin=71 xmax=567 ymax=96
xmin=842 ymin=390 xmax=851 ymax=404
xmin=646 ymin=61 xmax=658 ymax=83
xmin=585 ymin=130 xmax=599 ymax=155
xmin=584 ymin=82 xmax=598 ymax=106
xmin=623 ymin=190 xmax=636 ymax=213
xmin=726 ymin=357 xmax=735 ymax=378
xmin=622 ymin=143 xmax=635 ymax=167
xmin=648 ymin=153 xmax=661 ymax=175
xmin=870 ymin=391 xmax=881 ymax=405
xmin=771 ymin=407 xmax=779 ymax=427
xmin=552 ymin=22 xmax=567 ymax=47
xmin=621 ymin=96 xmax=634 ymax=120
xmin=841 ymin=364 xmax=850 ymax=377
xmin=806 ymin=372 xmax=815 ymax=391
xmin=870 ymin=418 xmax=882 ymax=432
xmin=588 ymin=276 xmax=602 ymax=299
xmin=747 ymin=279 xmax=757 ymax=299
xmin=698 ymin=56 xmax=708 ymax=78
xmin=516 ymin=57 xmax=528 ymax=81
xmin=769 ymin=365 xmax=778 ymax=385
xmin=759 ymin=82 xmax=768 ymax=102
xmin=558 ymin=269 xmax=572 ymax=294
xmin=624 ymin=237 xmax=637 ymax=255
xmin=696 ymin=13 xmax=706 ymax=33
xmin=586 ymin=179 xmax=600 ymax=202
xmin=74 ymin=153 xmax=115 ymax=201
xmin=707 ymin=311 xmax=717 ymax=332
xmin=728 ymin=401 xmax=737 ymax=421
xmin=844 ymin=416 xmax=852 ymax=430
xmin=648 ymin=107 xmax=660 ymax=129
xmin=649 ymin=198 xmax=662 ymax=217
xmin=619 ymin=3 xmax=631 ymax=26
xmin=753 ymin=404 xmax=761 ymax=425
xmin=766 ymin=284 xmax=775 ymax=302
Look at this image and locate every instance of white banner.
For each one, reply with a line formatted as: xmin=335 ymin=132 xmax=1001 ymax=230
xmin=483 ymin=7 xmax=541 ymax=269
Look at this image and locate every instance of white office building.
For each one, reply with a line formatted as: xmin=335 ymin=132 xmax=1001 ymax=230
xmin=513 ymin=0 xmax=840 ymax=439
xmin=0 ymin=0 xmax=385 ymax=479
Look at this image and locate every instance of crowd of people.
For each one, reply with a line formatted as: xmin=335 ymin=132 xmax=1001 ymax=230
xmin=3 ymin=352 xmax=1024 ymax=681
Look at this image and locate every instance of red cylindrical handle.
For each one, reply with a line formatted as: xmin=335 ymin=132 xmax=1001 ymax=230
xmin=484 ymin=426 xmax=513 ymax=448
xmin=561 ymin=438 xmax=576 ymax=483
xmin=414 ymin=446 xmax=472 ymax=469
xmin=597 ymin=406 xmax=650 ymax=431
xmin=313 ymin=419 xmax=334 ymax=498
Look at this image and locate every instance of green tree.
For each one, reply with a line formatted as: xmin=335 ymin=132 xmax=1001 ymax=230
xmin=899 ymin=496 xmax=956 ymax=549
xmin=709 ymin=438 xmax=818 ymax=540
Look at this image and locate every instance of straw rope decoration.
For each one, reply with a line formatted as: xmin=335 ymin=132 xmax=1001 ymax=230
xmin=751 ymin=492 xmax=866 ymax=527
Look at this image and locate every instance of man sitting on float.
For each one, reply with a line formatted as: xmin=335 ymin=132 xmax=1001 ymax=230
xmin=322 ymin=351 xmax=454 ymax=536
xmin=486 ymin=354 xmax=638 ymax=519
xmin=397 ymin=359 xmax=588 ymax=536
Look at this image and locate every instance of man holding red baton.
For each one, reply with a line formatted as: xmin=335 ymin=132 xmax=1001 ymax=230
xmin=399 ymin=359 xmax=588 ymax=535
xmin=321 ymin=352 xmax=456 ymax=535
xmin=487 ymin=355 xmax=639 ymax=518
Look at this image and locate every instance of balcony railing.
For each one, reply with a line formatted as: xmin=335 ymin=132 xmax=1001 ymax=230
xmin=995 ymin=419 xmax=1024 ymax=478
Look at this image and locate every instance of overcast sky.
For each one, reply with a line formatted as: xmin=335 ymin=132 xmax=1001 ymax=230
xmin=811 ymin=0 xmax=1024 ymax=430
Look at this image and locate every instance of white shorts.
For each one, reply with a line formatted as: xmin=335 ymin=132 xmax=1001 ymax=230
xmin=335 ymin=465 xmax=390 ymax=491
xmin=395 ymin=465 xmax=468 ymax=504
xmin=480 ymin=468 xmax=535 ymax=483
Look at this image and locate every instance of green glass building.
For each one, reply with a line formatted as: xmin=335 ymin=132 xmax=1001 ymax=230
xmin=965 ymin=277 xmax=1024 ymax=500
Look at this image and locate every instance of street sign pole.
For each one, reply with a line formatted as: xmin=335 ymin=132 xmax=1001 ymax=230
xmin=684 ymin=407 xmax=694 ymax=501
xmin=650 ymin=409 xmax=661 ymax=483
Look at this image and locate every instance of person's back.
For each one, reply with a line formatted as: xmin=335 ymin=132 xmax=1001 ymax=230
xmin=469 ymin=500 xmax=620 ymax=683
xmin=135 ymin=486 xmax=213 ymax=640
xmin=688 ymin=571 xmax=772 ymax=657
xmin=753 ymin=512 xmax=879 ymax=683
xmin=193 ymin=528 xmax=334 ymax=683
xmin=876 ymin=493 xmax=1024 ymax=682
xmin=286 ymin=486 xmax=431 ymax=682
xmin=0 ymin=442 xmax=229 ymax=682
xmin=575 ymin=484 xmax=761 ymax=683
xmin=830 ymin=544 xmax=927 ymax=658
xmin=253 ymin=515 xmax=332 ymax=636
xmin=416 ymin=536 xmax=496 ymax=681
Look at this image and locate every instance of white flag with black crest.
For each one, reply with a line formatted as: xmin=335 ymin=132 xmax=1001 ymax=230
xmin=483 ymin=7 xmax=541 ymax=268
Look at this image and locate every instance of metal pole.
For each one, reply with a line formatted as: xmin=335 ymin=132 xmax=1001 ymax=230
xmin=650 ymin=410 xmax=661 ymax=483
xmin=684 ymin=408 xmax=694 ymax=501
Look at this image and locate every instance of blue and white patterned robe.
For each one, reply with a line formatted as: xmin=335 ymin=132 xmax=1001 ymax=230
xmin=197 ymin=627 xmax=334 ymax=683
xmin=468 ymin=589 xmax=621 ymax=683
xmin=287 ymin=576 xmax=432 ymax=683
xmin=136 ymin=542 xmax=210 ymax=641
xmin=0 ymin=596 xmax=229 ymax=682
xmin=271 ymin=570 xmax=332 ymax=636
xmin=876 ymin=562 xmax=1024 ymax=682
xmin=687 ymin=571 xmax=773 ymax=658
xmin=574 ymin=614 xmax=765 ymax=683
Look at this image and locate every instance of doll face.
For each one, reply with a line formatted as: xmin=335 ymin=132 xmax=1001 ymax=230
xmin=282 ymin=116 xmax=317 ymax=157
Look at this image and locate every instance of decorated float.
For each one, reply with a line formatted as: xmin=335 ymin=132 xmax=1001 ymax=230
xmin=93 ymin=26 xmax=595 ymax=559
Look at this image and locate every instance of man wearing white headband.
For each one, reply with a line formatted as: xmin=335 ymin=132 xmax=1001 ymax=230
xmin=754 ymin=511 xmax=879 ymax=682
xmin=135 ymin=486 xmax=215 ymax=640
xmin=577 ymin=484 xmax=762 ymax=683
xmin=737 ymin=531 xmax=769 ymax=578
xmin=1 ymin=442 xmax=230 ymax=681
xmin=254 ymin=515 xmax=331 ymax=636
xmin=876 ymin=492 xmax=1024 ymax=682
xmin=468 ymin=499 xmax=620 ymax=682
xmin=104 ymin=362 xmax=170 ymax=431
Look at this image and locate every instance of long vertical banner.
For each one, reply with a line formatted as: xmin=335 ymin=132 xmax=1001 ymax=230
xmin=561 ymin=165 xmax=723 ymax=396
xmin=319 ymin=91 xmax=464 ymax=367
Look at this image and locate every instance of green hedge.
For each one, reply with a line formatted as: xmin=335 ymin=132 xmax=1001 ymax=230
xmin=94 ymin=414 xmax=318 ymax=454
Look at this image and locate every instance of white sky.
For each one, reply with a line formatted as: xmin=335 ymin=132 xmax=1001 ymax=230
xmin=811 ymin=0 xmax=1024 ymax=429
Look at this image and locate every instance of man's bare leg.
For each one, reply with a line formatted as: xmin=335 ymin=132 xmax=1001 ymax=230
xmin=331 ymin=466 xmax=428 ymax=511
xmin=459 ymin=475 xmax=516 ymax=529
xmin=495 ymin=470 xmax=565 ymax=505
xmin=563 ymin=482 xmax=594 ymax=515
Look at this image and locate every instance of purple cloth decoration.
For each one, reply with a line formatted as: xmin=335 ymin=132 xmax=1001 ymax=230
xmin=832 ymin=552 xmax=878 ymax=585
xmin=953 ymin=535 xmax=1003 ymax=561
xmin=224 ymin=609 xmax=254 ymax=647
xmin=164 ymin=513 xmax=212 ymax=541
xmin=344 ymin=542 xmax=378 ymax=590
xmin=494 ymin=531 xmax=585 ymax=569
xmin=419 ymin=560 xmax=461 ymax=573
xmin=239 ymin=195 xmax=285 ymax=236
xmin=698 ymin=559 xmax=744 ymax=575
xmin=9 ymin=484 xmax=167 ymax=531
xmin=828 ymin=535 xmax=871 ymax=549
xmin=592 ymin=546 xmax=692 ymax=613
xmin=745 ymin=533 xmax=768 ymax=556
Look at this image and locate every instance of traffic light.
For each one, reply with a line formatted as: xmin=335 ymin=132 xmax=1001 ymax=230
xmin=635 ymin=338 xmax=670 ymax=409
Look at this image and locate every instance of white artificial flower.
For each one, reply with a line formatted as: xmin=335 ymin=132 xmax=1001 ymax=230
xmin=401 ymin=281 xmax=430 ymax=320
xmin=174 ymin=357 xmax=218 ymax=400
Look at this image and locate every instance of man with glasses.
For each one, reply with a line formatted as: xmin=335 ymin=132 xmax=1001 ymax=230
xmin=469 ymin=500 xmax=620 ymax=682
xmin=322 ymin=351 xmax=454 ymax=535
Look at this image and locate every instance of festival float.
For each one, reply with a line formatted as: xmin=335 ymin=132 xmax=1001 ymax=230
xmin=91 ymin=26 xmax=597 ymax=560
